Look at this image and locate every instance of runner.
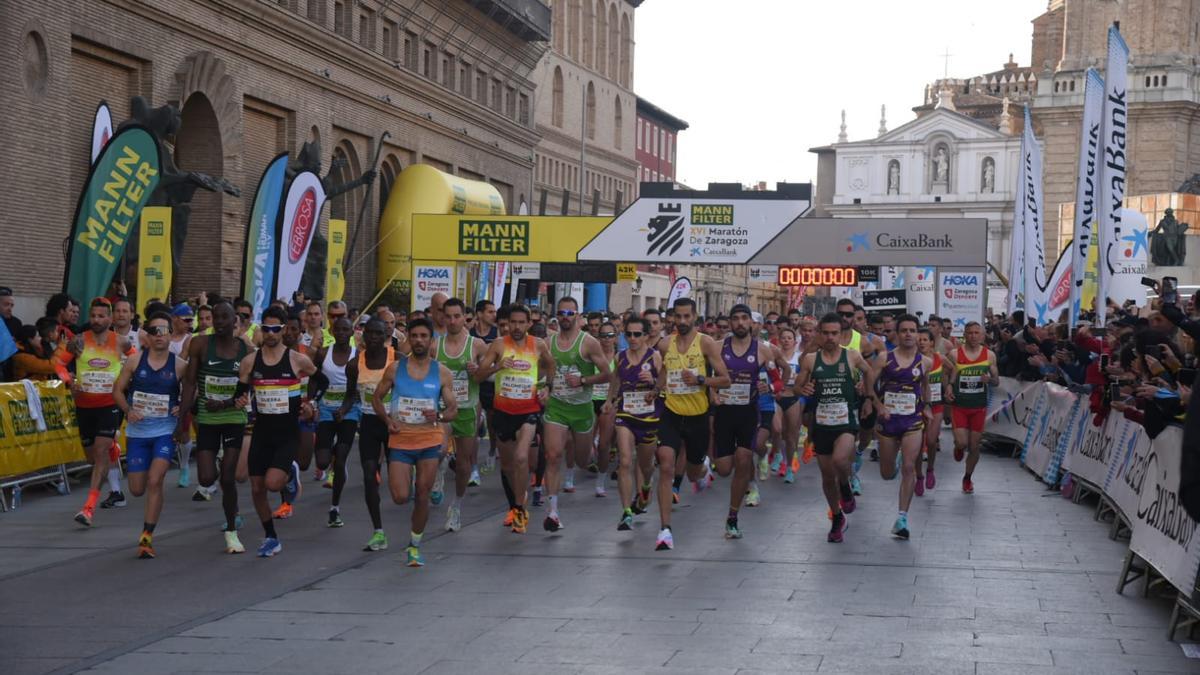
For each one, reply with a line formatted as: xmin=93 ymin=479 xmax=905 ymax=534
xmin=355 ymin=319 xmax=395 ymax=551
xmin=475 ymin=304 xmax=555 ymax=534
xmin=873 ymin=314 xmax=934 ymax=540
xmin=112 ymin=311 xmax=186 ymax=558
xmin=793 ymin=312 xmax=876 ymax=543
xmin=471 ymin=300 xmax=500 ymax=480
xmin=236 ymin=306 xmax=317 ymax=557
xmin=436 ymin=298 xmax=485 ymax=532
xmin=656 ymin=297 xmax=730 ymax=498
xmin=311 ymin=316 xmax=359 ymax=528
xmin=944 ymin=321 xmax=998 ymax=494
xmin=590 ymin=320 xmax=618 ymax=497
xmin=713 ymin=305 xmax=787 ymax=538
xmin=271 ymin=313 xmax=314 ymax=519
xmin=100 ymin=296 xmax=139 ymax=507
xmin=168 ymin=303 xmax=195 ymax=488
xmin=57 ymin=298 xmax=134 ymax=527
xmin=371 ymin=318 xmax=457 ymax=567
xmin=180 ymin=301 xmax=251 ymax=553
xmin=773 ymin=326 xmax=804 ymax=483
xmin=917 ymin=327 xmax=950 ymax=493
xmin=609 ymin=317 xmax=662 ymax=533
xmin=836 ymin=299 xmax=883 ymax=491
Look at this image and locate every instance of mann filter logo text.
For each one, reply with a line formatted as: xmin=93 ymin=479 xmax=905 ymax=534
xmin=875 ymin=233 xmax=953 ymax=250
xmin=690 ymin=204 xmax=733 ymax=225
xmin=147 ymin=220 xmax=164 ymax=236
xmin=459 ymin=220 xmax=529 ymax=256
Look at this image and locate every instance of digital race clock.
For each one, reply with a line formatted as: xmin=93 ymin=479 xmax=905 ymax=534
xmin=776 ymin=265 xmax=858 ymax=287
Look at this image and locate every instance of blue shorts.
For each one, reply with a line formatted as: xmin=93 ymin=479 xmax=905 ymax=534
xmin=126 ymin=434 xmax=174 ymax=473
xmin=300 ymin=418 xmax=318 ymax=433
xmin=387 ymin=446 xmax=442 ymax=465
xmin=318 ymin=404 xmax=361 ymax=424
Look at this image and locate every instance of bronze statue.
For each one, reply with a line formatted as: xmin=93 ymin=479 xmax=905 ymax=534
xmin=1150 ymin=207 xmax=1189 ymax=267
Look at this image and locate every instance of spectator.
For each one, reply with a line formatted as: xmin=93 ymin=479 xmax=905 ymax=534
xmin=13 ymin=318 xmax=60 ymax=381
xmin=1 ymin=285 xmax=19 ymax=381
xmin=45 ymin=292 xmax=80 ymax=340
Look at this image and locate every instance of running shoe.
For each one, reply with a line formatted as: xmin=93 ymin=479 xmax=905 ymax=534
xmin=502 ymin=508 xmax=516 ymax=527
xmin=840 ymin=495 xmax=857 ymax=514
xmin=792 ymin=455 xmax=802 ymax=472
xmin=802 ymin=441 xmax=815 ymax=465
xmin=192 ymin=487 xmax=212 ymax=502
xmin=224 ymin=530 xmax=245 ymax=554
xmin=328 ymin=508 xmax=344 ymax=528
xmin=322 ymin=469 xmax=334 ymax=489
xmin=446 ymin=503 xmax=462 ymax=532
xmin=852 ymin=449 xmax=864 ymax=474
xmin=283 ymin=461 xmax=302 ymax=504
xmin=363 ymin=531 xmax=388 ymax=551
xmin=784 ymin=468 xmax=795 ymax=484
xmin=256 ymin=537 xmax=282 ymax=558
xmin=776 ymin=457 xmax=787 ymax=477
xmin=828 ymin=512 xmax=847 ymax=543
xmin=137 ymin=533 xmax=155 ymax=559
xmin=914 ymin=475 xmax=925 ymax=497
xmin=512 ymin=508 xmax=528 ymax=534
xmin=926 ymin=470 xmax=936 ymax=490
xmin=587 ymin=461 xmax=599 ymax=474
xmin=99 ymin=491 xmax=127 ymax=509
xmin=405 ymin=545 xmax=425 ymax=567
xmin=74 ymin=507 xmax=94 ymax=527
xmin=869 ymin=447 xmax=879 ymax=462
xmin=219 ymin=514 xmax=245 ymax=531
xmin=962 ymin=477 xmax=974 ymax=494
xmin=756 ymin=455 xmax=769 ymax=482
xmin=891 ymin=514 xmax=910 ymax=540
xmin=177 ymin=466 xmax=190 ymax=488
xmin=769 ymin=453 xmax=783 ymax=475
xmin=672 ymin=486 xmax=681 ymax=504
xmin=849 ymin=475 xmax=863 ymax=496
xmin=954 ymin=446 xmax=965 ymax=462
xmin=655 ymin=527 xmax=674 ymax=551
xmin=563 ymin=472 xmax=576 ymax=493
xmin=468 ymin=468 xmax=481 ymax=487
xmin=724 ymin=517 xmax=743 ymax=539
xmin=430 ymin=490 xmax=443 ymax=506
xmin=691 ymin=473 xmax=711 ymax=494
xmin=745 ymin=484 xmax=761 ymax=507
xmin=543 ymin=513 xmax=563 ymax=532
xmin=531 ymin=487 xmax=543 ymax=506
xmin=635 ymin=488 xmax=651 ymax=513
xmin=272 ymin=503 xmax=293 ymax=519
xmin=595 ymin=484 xmax=607 ymax=497
xmin=313 ymin=468 xmax=326 ymax=482
xmin=618 ymin=511 xmax=634 ymax=531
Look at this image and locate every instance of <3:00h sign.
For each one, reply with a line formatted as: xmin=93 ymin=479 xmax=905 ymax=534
xmin=777 ymin=265 xmax=857 ymax=287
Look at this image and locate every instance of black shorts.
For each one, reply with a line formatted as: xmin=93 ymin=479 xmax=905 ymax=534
xmin=358 ymin=415 xmax=388 ymax=466
xmin=778 ymin=396 xmax=799 ymax=411
xmin=479 ymin=382 xmax=495 ymax=411
xmin=592 ymin=399 xmax=606 ymax=416
xmin=197 ymin=423 xmax=245 ymax=453
xmin=859 ymin=402 xmax=877 ymax=430
xmin=812 ymin=427 xmax=857 ymax=456
xmin=758 ymin=408 xmax=775 ymax=431
xmin=658 ymin=408 xmax=710 ymax=465
xmin=714 ymin=405 xmax=757 ymax=458
xmin=248 ymin=420 xmax=298 ymax=476
xmin=316 ymin=418 xmax=359 ymax=451
xmin=493 ymin=409 xmax=542 ymax=442
xmin=76 ymin=406 xmax=122 ymax=447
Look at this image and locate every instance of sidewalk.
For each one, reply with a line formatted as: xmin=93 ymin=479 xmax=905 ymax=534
xmin=2 ymin=436 xmax=1195 ymax=674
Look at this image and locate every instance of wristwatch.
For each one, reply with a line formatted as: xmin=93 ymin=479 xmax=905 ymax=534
xmin=697 ymin=375 xmax=706 ymax=386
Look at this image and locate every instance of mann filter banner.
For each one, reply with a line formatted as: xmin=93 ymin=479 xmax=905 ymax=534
xmin=137 ymin=206 xmax=172 ymax=312
xmin=1096 ymin=26 xmax=1129 ymax=328
xmin=1070 ymin=68 xmax=1105 ymax=328
xmin=325 ymin=218 xmax=348 ymax=302
xmin=91 ymin=101 xmax=113 ymax=164
xmin=275 ymin=170 xmax=327 ymax=304
xmin=241 ymin=153 xmax=288 ymax=322
xmin=64 ymin=125 xmax=161 ymax=304
xmin=0 ymin=381 xmax=83 ymax=478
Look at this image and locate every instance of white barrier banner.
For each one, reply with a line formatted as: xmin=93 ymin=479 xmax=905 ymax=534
xmin=1020 ymin=384 xmax=1077 ymax=482
xmin=1102 ymin=416 xmax=1149 ymax=522
xmin=1128 ymin=426 xmax=1200 ymax=596
xmin=1060 ymin=403 xmax=1114 ymax=488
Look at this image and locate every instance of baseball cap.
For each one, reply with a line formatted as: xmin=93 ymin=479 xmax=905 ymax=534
xmin=171 ymin=303 xmax=194 ymax=318
xmin=751 ymin=311 xmax=764 ymax=324
xmin=730 ymin=304 xmax=753 ymax=318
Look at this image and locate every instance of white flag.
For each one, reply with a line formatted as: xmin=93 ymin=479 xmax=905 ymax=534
xmin=1069 ymin=68 xmax=1105 ymax=329
xmin=1020 ymin=107 xmax=1050 ymax=325
xmin=275 ymin=171 xmax=328 ymax=303
xmin=1096 ymin=26 xmax=1129 ymax=328
xmin=1007 ymin=124 xmax=1026 ymax=315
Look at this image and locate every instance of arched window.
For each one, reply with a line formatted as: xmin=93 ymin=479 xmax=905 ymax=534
xmin=619 ymin=13 xmax=631 ymax=87
xmin=568 ymin=0 xmax=580 ymax=60
xmin=586 ymin=81 xmax=596 ymax=140
xmin=552 ymin=66 xmax=564 ymax=128
xmin=607 ymin=4 xmax=619 ymax=78
xmin=582 ymin=0 xmax=594 ymax=69
xmin=613 ymin=94 xmax=623 ymax=149
xmin=552 ymin=0 xmax=565 ymax=53
xmin=596 ymin=2 xmax=608 ymax=76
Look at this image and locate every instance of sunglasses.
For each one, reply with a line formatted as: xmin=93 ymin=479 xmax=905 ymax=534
xmin=624 ymin=330 xmax=644 ymax=338
xmin=838 ymin=311 xmax=855 ymax=318
xmin=237 ymin=313 xmax=252 ymax=320
xmin=146 ymin=324 xmax=170 ymax=336
xmin=329 ymin=313 xmax=347 ymax=320
xmin=599 ymin=332 xmax=617 ymax=338
xmin=557 ymin=310 xmax=577 ymax=317
xmin=261 ymin=324 xmax=284 ymax=333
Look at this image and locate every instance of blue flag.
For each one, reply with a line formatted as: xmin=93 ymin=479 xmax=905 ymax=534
xmin=0 ymin=318 xmax=17 ymax=364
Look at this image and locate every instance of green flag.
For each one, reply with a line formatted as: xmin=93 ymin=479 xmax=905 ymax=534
xmin=64 ymin=125 xmax=161 ymax=303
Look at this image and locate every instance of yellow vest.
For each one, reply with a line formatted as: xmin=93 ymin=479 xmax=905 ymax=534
xmin=664 ymin=333 xmax=708 ymax=416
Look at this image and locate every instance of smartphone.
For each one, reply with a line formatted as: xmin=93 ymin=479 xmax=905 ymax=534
xmin=1179 ymin=368 xmax=1196 ymax=387
xmin=1162 ymin=276 xmax=1179 ymax=305
xmin=1099 ymin=353 xmax=1110 ymax=371
xmin=1109 ymin=382 xmax=1122 ymax=401
xmin=1141 ymin=276 xmax=1159 ymax=288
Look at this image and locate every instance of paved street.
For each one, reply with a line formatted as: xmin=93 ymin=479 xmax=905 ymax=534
xmin=2 ymin=434 xmax=1196 ymax=675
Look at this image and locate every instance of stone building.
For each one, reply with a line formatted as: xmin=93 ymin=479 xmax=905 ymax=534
xmin=636 ymin=95 xmax=686 ymax=184
xmin=3 ymin=0 xmax=549 ymax=315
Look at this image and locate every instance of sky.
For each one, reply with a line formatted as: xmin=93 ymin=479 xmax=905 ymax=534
xmin=634 ymin=0 xmax=1050 ymax=188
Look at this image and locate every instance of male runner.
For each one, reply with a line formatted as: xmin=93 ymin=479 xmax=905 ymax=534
xmin=113 ymin=311 xmax=186 ymax=557
xmin=180 ymin=301 xmax=251 ymax=553
xmin=714 ymin=305 xmax=786 ymax=538
xmin=591 ymin=320 xmax=618 ymax=496
xmin=311 ymin=316 xmax=359 ymax=527
xmin=471 ymin=300 xmax=500 ymax=480
xmin=540 ymin=296 xmax=611 ymax=531
xmin=837 ymin=299 xmax=883 ymax=489
xmin=772 ymin=326 xmax=804 ymax=483
xmin=236 ymin=306 xmax=317 ymax=557
xmin=475 ymin=305 xmax=555 ymax=533
xmin=643 ymin=308 xmax=665 ymax=340
xmin=302 ymin=300 xmax=334 ymax=349
xmin=233 ymin=299 xmax=261 ymax=345
xmin=944 ymin=321 xmax=998 ymax=494
xmin=100 ymin=296 xmax=139 ymax=505
xmin=873 ymin=314 xmax=933 ymax=540
xmin=273 ymin=313 xmax=313 ymax=519
xmin=437 ymin=298 xmax=485 ymax=531
xmin=917 ymin=327 xmax=950 ymax=492
xmin=355 ymin=319 xmax=395 ymax=551
xmin=793 ymin=313 xmax=876 ymax=543
xmin=372 ymin=318 xmax=457 ymax=567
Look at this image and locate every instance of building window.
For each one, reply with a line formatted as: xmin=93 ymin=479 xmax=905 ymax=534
xmin=404 ymin=32 xmax=417 ymax=70
xmin=569 ymin=0 xmax=581 ymax=60
xmin=553 ymin=0 xmax=565 ymax=53
xmin=613 ymin=95 xmax=622 ymax=149
xmin=518 ymin=92 xmax=530 ymax=125
xmin=459 ymin=62 xmax=470 ymax=96
xmin=636 ymin=118 xmax=642 ymax=150
xmin=423 ymin=43 xmax=434 ymax=79
xmin=358 ymin=9 xmax=375 ymax=50
xmin=585 ymin=81 xmax=596 ymax=139
xmin=491 ymin=78 xmax=502 ymax=111
xmin=334 ymin=1 xmax=346 ymax=36
xmin=665 ymin=133 xmax=671 ymax=164
xmin=552 ymin=66 xmax=564 ymax=127
xmin=596 ymin=2 xmax=608 ymax=76
xmin=652 ymin=126 xmax=659 ymax=157
xmin=506 ymin=86 xmax=517 ymax=119
xmin=383 ymin=24 xmax=396 ymax=60
xmin=443 ymin=54 xmax=455 ymax=90
xmin=619 ymin=12 xmax=631 ymax=87
xmin=306 ymin=0 xmax=323 ymax=23
xmin=582 ymin=0 xmax=594 ymax=68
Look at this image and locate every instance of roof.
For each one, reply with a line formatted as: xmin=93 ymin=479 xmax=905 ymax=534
xmin=465 ymin=0 xmax=551 ymax=42
xmin=636 ymin=96 xmax=689 ymax=131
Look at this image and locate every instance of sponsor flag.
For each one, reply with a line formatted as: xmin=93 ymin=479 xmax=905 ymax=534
xmin=64 ymin=125 xmax=161 ymax=304
xmin=91 ymin=101 xmax=113 ymax=164
xmin=275 ymin=171 xmax=328 ymax=303
xmin=240 ymin=153 xmax=288 ymax=322
xmin=1096 ymin=26 xmax=1129 ymax=328
xmin=491 ymin=262 xmax=509 ymax=304
xmin=1070 ymin=68 xmax=1105 ymax=328
xmin=1007 ymin=124 xmax=1026 ymax=314
xmin=1020 ymin=107 xmax=1050 ymax=325
xmin=137 ymin=206 xmax=172 ymax=312
xmin=668 ymin=277 xmax=692 ymax=306
xmin=325 ymin=218 xmax=348 ymax=302
xmin=0 ymin=315 xmax=16 ymax=364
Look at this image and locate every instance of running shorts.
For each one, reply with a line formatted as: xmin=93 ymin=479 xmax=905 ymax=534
xmin=316 ymin=418 xmax=358 ymax=450
xmin=714 ymin=405 xmax=757 ymax=458
xmin=544 ymin=398 xmax=595 ymax=434
xmin=658 ymin=408 xmax=710 ymax=465
xmin=616 ymin=416 xmax=659 ymax=446
xmin=951 ymin=406 xmax=987 ymax=434
xmin=197 ymin=423 xmax=245 ymax=452
xmin=449 ymin=405 xmax=478 ymax=438
xmin=247 ymin=421 xmax=298 ymax=476
xmin=125 ymin=434 xmax=174 ymax=472
xmin=493 ymin=410 xmax=542 ymax=442
xmin=76 ymin=406 xmax=122 ymax=446
xmin=812 ymin=427 xmax=856 ymax=456
xmin=387 ymin=445 xmax=442 ymax=465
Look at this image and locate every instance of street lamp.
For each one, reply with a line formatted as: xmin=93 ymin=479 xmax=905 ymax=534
xmin=634 ymin=276 xmax=643 ymax=294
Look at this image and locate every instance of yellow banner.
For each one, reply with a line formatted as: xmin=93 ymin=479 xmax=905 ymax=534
xmin=616 ymin=263 xmax=637 ymax=282
xmin=411 ymin=215 xmax=611 ymax=263
xmin=0 ymin=381 xmax=85 ymax=477
xmin=138 ymin=206 xmax=172 ymax=311
xmin=1082 ymin=239 xmax=1099 ymax=313
xmin=326 ymin=218 xmax=348 ymax=302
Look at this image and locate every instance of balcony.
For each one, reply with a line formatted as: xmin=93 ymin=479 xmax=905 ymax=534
xmin=466 ymin=0 xmax=551 ymax=42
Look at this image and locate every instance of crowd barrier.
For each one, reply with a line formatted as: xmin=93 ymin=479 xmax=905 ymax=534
xmin=986 ymin=377 xmax=1200 ymax=636
xmin=0 ymin=381 xmax=85 ymax=510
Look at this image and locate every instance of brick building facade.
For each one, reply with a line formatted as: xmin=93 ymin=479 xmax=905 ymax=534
xmin=3 ymin=0 xmax=549 ymax=315
xmin=635 ymin=95 xmax=686 ymax=184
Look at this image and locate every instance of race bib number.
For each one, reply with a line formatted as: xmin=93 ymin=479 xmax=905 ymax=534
xmin=359 ymin=383 xmax=376 ymax=407
xmin=623 ymin=390 xmax=655 ymax=416
xmin=930 ymin=384 xmax=942 ymax=403
xmin=960 ymin=375 xmax=984 ymax=393
xmin=204 ymin=375 xmax=237 ymax=401
xmin=393 ymin=396 xmax=435 ymax=425
xmin=884 ymin=391 xmax=917 ymax=416
xmin=552 ymin=367 xmax=582 ymax=399
xmin=80 ymin=371 xmax=115 ymax=394
xmin=452 ymin=373 xmax=470 ymax=404
xmin=132 ymin=391 xmax=170 ymax=418
xmin=816 ymin=400 xmax=850 ymax=426
xmin=255 ymin=386 xmax=290 ymax=415
xmin=718 ymin=383 xmax=751 ymax=406
xmin=666 ymin=369 xmax=700 ymax=395
xmin=324 ymin=384 xmax=347 ymax=403
xmin=499 ymin=374 xmax=534 ymax=401
xmin=592 ymin=382 xmax=610 ymax=399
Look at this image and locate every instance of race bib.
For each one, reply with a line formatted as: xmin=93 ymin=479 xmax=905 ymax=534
xmin=552 ymin=366 xmax=583 ymax=400
xmin=324 ymin=384 xmax=347 ymax=404
xmin=930 ymin=384 xmax=942 ymax=403
xmin=623 ymin=390 xmax=655 ymax=416
xmin=359 ymin=383 xmax=376 ymax=407
xmin=499 ymin=374 xmax=534 ymax=401
xmin=666 ymin=369 xmax=700 ymax=395
xmin=203 ymin=375 xmax=237 ymax=401
xmin=592 ymin=382 xmax=610 ymax=399
xmin=718 ymin=382 xmax=751 ymax=406
xmin=255 ymin=386 xmax=290 ymax=415
xmin=132 ymin=391 xmax=170 ymax=418
xmin=884 ymin=391 xmax=917 ymax=416
xmin=80 ymin=371 xmax=115 ymax=394
xmin=393 ymin=396 xmax=435 ymax=425
xmin=452 ymin=373 xmax=470 ymax=404
xmin=816 ymin=400 xmax=850 ymax=426
xmin=960 ymin=375 xmax=984 ymax=393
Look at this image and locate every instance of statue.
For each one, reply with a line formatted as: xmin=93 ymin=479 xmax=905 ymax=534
xmin=1150 ymin=207 xmax=1189 ymax=267
xmin=933 ymin=146 xmax=949 ymax=183
xmin=887 ymin=161 xmax=900 ymax=194
xmin=982 ymin=158 xmax=995 ymax=193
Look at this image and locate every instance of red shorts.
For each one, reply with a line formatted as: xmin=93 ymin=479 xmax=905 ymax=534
xmin=930 ymin=404 xmax=944 ymax=418
xmin=951 ymin=406 xmax=986 ymax=433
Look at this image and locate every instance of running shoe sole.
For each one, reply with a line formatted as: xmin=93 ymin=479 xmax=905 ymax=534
xmin=74 ymin=512 xmax=92 ymax=527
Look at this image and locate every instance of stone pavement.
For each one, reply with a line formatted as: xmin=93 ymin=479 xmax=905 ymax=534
xmin=1 ymin=434 xmax=1196 ymax=675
